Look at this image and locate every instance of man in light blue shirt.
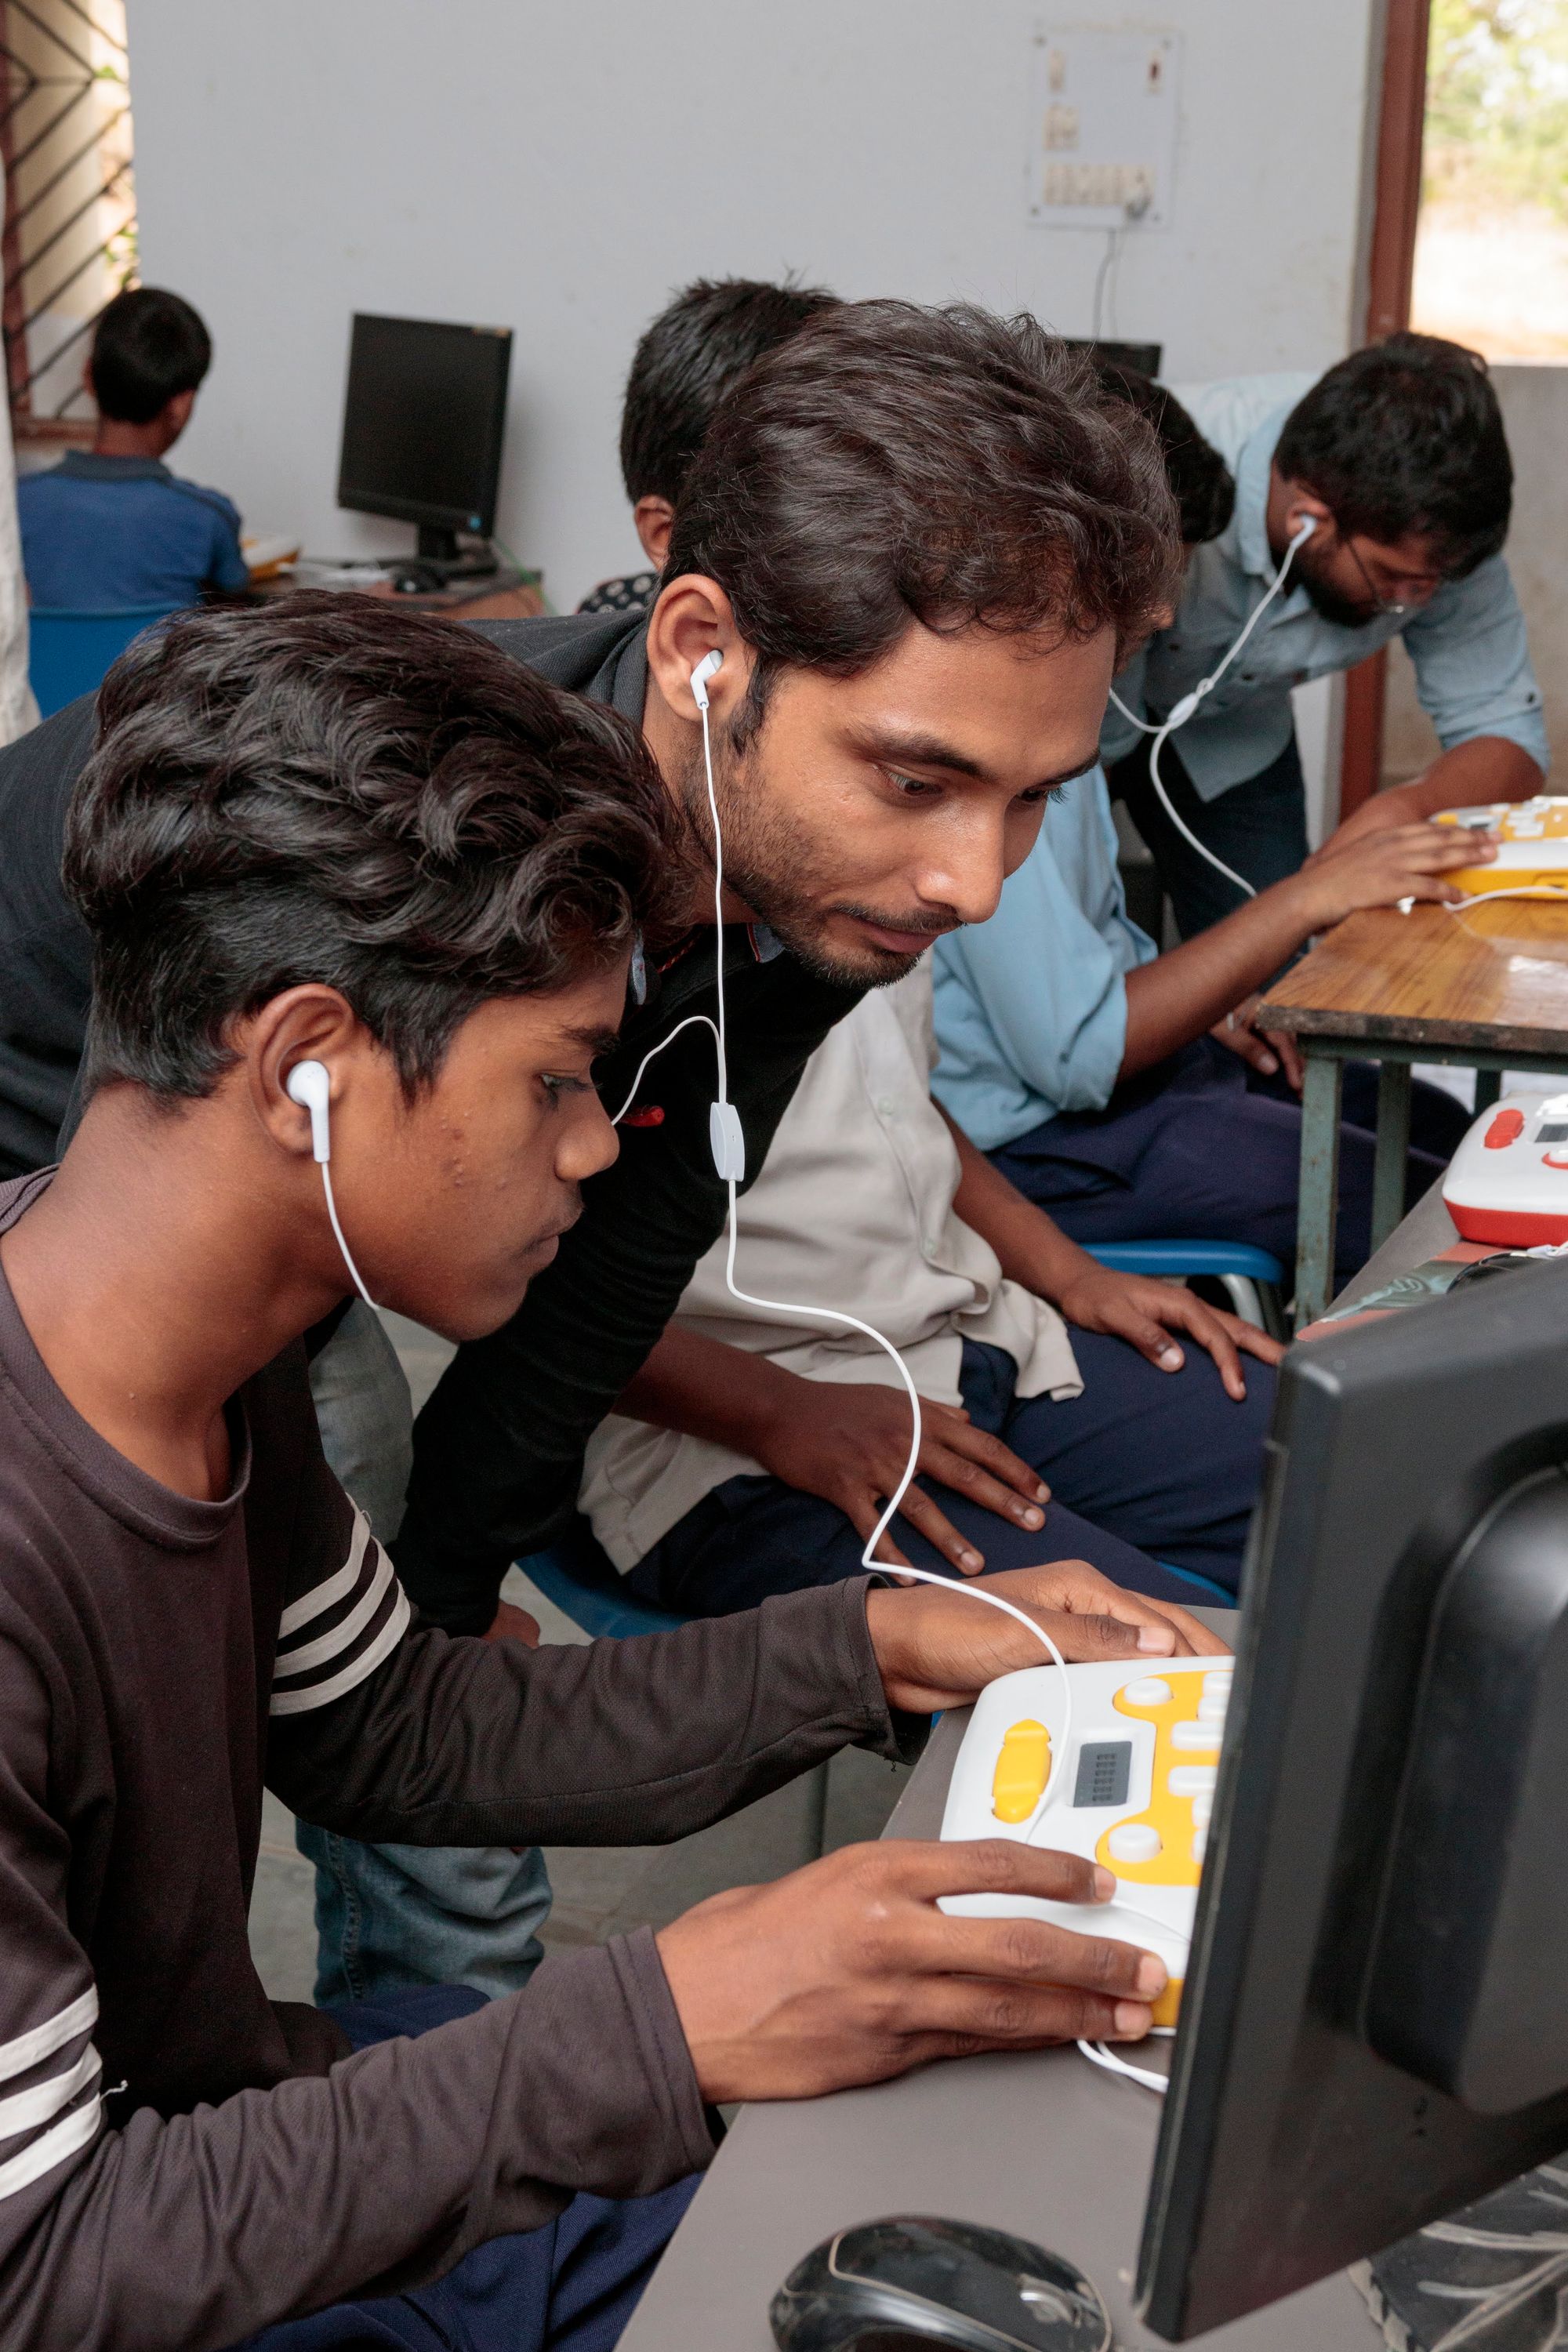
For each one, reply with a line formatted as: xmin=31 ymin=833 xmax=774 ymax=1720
xmin=933 ymin=368 xmax=1492 ymax=1287
xmin=18 ymin=287 xmax=248 ymax=612
xmin=1108 ymin=336 xmax=1547 ymax=935
xmin=932 ymin=768 xmax=1479 ymax=1287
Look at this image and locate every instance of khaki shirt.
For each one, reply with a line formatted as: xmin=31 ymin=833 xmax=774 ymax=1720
xmin=580 ymin=967 xmax=1081 ymax=1570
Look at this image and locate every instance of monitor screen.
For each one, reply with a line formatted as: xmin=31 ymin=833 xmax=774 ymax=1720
xmin=1137 ymin=1259 xmax=1568 ymax=2339
xmin=337 ymin=313 xmax=512 ymax=535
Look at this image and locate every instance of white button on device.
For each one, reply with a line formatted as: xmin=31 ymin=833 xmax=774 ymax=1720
xmin=1169 ymin=1765 xmax=1218 ymax=1797
xmin=1197 ymin=1695 xmax=1229 ymax=1725
xmin=1192 ymin=1791 xmax=1214 ymax=1828
xmin=1192 ymin=1825 xmax=1208 ymax=1864
xmin=1202 ymin=1671 xmax=1233 ymax=1701
xmin=1108 ymin=1823 xmax=1163 ymax=1864
xmin=1172 ymin=1720 xmax=1221 ymax=1751
xmin=1123 ymin=1679 xmax=1173 ymax=1708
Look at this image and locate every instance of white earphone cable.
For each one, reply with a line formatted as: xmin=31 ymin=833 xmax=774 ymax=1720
xmin=319 ymin=1158 xmax=378 ymax=1311
xmin=1077 ymin=2038 xmax=1171 ymax=2093
xmin=608 ymin=1013 xmax=723 ymax=1125
xmin=1107 ymin=517 xmax=1317 ymax=909
xmin=693 ymin=668 xmax=1075 ymax=1815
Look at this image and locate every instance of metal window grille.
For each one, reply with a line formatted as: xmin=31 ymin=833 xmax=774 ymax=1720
xmin=0 ymin=0 xmax=134 ymax=434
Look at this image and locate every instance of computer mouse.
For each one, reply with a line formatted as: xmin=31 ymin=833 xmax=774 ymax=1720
xmin=770 ymin=2214 xmax=1112 ymax=2350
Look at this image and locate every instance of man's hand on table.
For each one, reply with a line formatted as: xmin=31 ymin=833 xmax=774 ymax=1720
xmin=1297 ymin=817 xmax=1497 ymax=921
xmin=864 ymin=1558 xmax=1228 ymax=1712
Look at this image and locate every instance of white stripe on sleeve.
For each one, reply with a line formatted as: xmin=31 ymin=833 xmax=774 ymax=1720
xmin=0 ymin=2043 xmax=101 ymax=2146
xmin=274 ymin=1543 xmax=394 ymax=1679
xmin=0 ymin=1988 xmax=96 ymax=2088
xmin=269 ymin=1585 xmax=412 ymax=1717
xmin=277 ymin=1511 xmax=372 ymax=1639
xmin=0 ymin=2094 xmax=101 ymax=2205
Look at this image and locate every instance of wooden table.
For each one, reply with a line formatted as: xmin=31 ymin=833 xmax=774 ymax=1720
xmin=1258 ymin=898 xmax=1568 ymax=1328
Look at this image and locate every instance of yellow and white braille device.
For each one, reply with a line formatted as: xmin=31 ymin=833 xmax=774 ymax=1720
xmin=1435 ymin=798 xmax=1568 ymax=902
xmin=938 ymin=1655 xmax=1236 ymax=2029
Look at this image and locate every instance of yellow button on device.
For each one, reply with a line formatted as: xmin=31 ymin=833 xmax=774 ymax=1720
xmin=992 ymin=1719 xmax=1051 ymax=1823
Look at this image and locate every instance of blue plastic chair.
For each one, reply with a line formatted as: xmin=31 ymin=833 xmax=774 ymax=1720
xmin=27 ymin=604 xmax=181 ymax=719
xmin=519 ymin=1534 xmax=685 ymax=1641
xmin=1085 ymin=1239 xmax=1288 ymax=1343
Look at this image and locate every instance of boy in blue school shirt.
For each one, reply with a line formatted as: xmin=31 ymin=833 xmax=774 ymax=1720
xmin=18 ymin=286 xmax=249 ymax=611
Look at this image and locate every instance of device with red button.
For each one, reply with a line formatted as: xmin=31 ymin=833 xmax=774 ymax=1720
xmin=1443 ymin=1090 xmax=1568 ymax=1245
xmin=938 ymin=1655 xmax=1235 ymax=2025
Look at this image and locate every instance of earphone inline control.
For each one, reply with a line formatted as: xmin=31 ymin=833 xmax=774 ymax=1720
xmin=1108 ymin=512 xmax=1319 ymax=906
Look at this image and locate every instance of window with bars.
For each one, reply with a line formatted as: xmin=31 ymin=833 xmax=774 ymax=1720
xmin=0 ymin=0 xmax=134 ymax=444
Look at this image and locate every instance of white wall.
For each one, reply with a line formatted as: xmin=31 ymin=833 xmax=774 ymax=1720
xmin=126 ymin=0 xmax=1382 ymax=613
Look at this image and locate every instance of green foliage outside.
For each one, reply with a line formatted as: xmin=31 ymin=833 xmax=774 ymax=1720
xmin=1425 ymin=0 xmax=1568 ymax=216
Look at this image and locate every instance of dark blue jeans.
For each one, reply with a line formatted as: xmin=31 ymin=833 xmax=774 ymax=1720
xmin=628 ymin=1334 xmax=1273 ymax=1613
xmin=992 ymin=1037 xmax=1470 ymax=1290
xmin=1109 ymin=729 xmax=1310 ymax=938
xmin=238 ymin=1986 xmax=699 ymax=2352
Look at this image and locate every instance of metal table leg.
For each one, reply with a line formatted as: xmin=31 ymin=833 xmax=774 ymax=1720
xmin=1370 ymin=1059 xmax=1413 ymax=1254
xmin=1296 ymin=1050 xmax=1344 ymax=1331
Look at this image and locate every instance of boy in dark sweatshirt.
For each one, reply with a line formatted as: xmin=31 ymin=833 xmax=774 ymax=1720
xmin=0 ymin=594 xmax=1215 ymax=2350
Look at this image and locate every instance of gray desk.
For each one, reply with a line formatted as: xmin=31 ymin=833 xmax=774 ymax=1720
xmin=620 ymin=1631 xmax=1378 ymax=2351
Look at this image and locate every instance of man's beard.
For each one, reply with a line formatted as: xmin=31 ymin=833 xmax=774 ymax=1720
xmin=1294 ymin=549 xmax=1383 ymax=633
xmin=676 ymin=734 xmax=954 ymax=989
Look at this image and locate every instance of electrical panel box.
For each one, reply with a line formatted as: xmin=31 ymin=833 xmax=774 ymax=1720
xmin=1027 ymin=27 xmax=1181 ymax=230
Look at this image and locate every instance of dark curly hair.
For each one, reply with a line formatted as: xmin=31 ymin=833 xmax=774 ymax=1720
xmin=1275 ymin=332 xmax=1512 ymax=576
xmin=1095 ymin=363 xmax=1236 ymax=547
xmin=64 ymin=593 xmax=688 ymax=1102
xmin=662 ymin=299 xmax=1180 ymax=737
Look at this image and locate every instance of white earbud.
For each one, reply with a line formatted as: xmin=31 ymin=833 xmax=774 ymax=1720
xmin=285 ymin=1058 xmax=376 ymax=1308
xmin=689 ymin=649 xmax=723 ymax=711
xmin=1290 ymin=513 xmax=1319 ymax=547
xmin=286 ymin=1059 xmax=332 ymax=1163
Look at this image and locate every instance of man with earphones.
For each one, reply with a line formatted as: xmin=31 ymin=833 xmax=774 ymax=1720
xmin=0 ymin=300 xmax=1183 ymax=2013
xmin=1106 ymin=333 xmax=1547 ymax=938
xmin=933 ymin=368 xmax=1492 ymax=1290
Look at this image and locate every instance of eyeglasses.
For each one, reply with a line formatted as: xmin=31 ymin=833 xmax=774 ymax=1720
xmin=1339 ymin=532 xmax=1444 ymax=617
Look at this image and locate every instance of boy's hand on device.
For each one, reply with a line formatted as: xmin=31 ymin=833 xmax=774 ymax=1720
xmin=753 ymin=1377 xmax=1052 ymax=1576
xmin=655 ymin=1839 xmax=1164 ymax=2102
xmin=864 ymin=1559 xmax=1228 ymax=1712
xmin=1297 ymin=818 xmax=1497 ymax=925
xmin=1052 ymin=1262 xmax=1283 ymax=1397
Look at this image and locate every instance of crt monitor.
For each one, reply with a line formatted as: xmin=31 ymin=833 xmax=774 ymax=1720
xmin=336 ymin=312 xmax=512 ymax=568
xmin=1138 ymin=1256 xmax=1568 ymax=2339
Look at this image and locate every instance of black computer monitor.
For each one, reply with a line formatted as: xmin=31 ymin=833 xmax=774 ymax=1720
xmin=1138 ymin=1259 xmax=1568 ymax=2339
xmin=336 ymin=312 xmax=512 ymax=571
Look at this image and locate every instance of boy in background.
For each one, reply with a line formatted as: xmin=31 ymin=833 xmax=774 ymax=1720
xmin=18 ymin=285 xmax=249 ymax=609
xmin=578 ymin=274 xmax=837 ymax=610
